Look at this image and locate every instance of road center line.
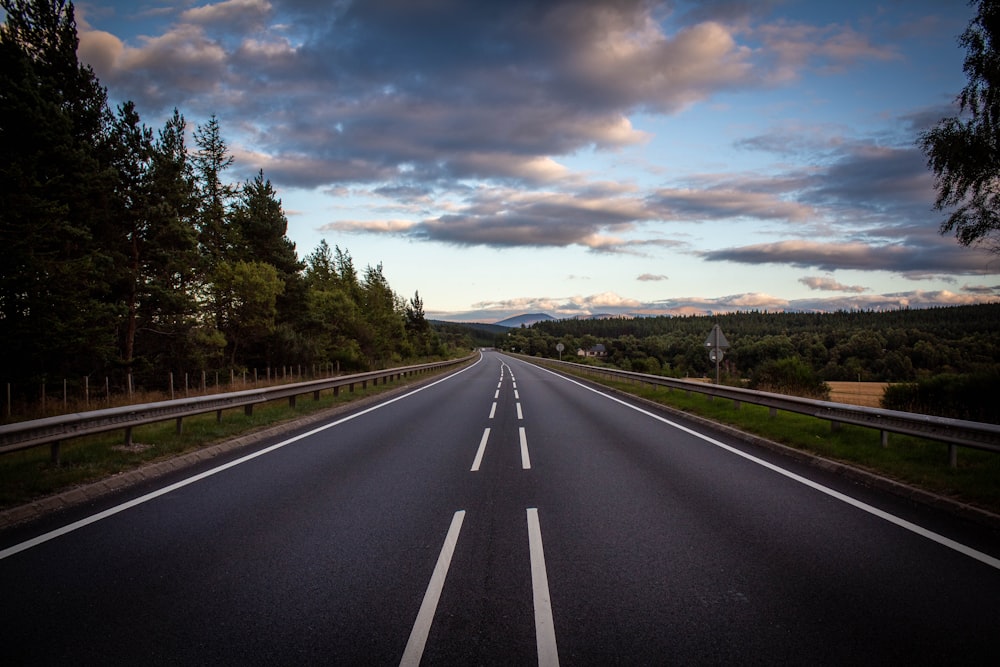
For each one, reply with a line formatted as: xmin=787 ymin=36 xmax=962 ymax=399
xmin=494 ymin=389 xmax=499 ymax=399
xmin=400 ymin=510 xmax=466 ymax=667
xmin=471 ymin=428 xmax=490 ymax=471
xmin=526 ymin=508 xmax=559 ymax=666
xmin=520 ymin=427 xmax=531 ymax=469
xmin=514 ymin=389 xmax=520 ymax=399
xmin=530 ymin=362 xmax=1000 ymax=571
xmin=489 ymin=402 xmax=497 ymax=419
xmin=517 ymin=403 xmax=523 ymax=420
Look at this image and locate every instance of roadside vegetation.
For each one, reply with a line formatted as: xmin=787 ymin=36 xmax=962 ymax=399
xmin=495 ymin=304 xmax=1000 ymax=424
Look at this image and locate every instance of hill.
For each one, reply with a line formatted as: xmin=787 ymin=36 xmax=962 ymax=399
xmin=494 ymin=313 xmax=556 ymax=328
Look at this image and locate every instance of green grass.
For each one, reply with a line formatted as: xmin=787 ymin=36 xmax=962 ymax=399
xmin=573 ymin=371 xmax=1000 ymax=516
xmin=0 ymin=377 xmax=418 ymax=510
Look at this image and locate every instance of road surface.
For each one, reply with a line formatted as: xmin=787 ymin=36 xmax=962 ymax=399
xmin=2 ymin=350 xmax=998 ymax=664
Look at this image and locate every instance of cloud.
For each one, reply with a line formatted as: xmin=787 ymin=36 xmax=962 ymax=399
xmin=798 ymin=276 xmax=867 ymax=293
xmin=638 ymin=274 xmax=669 ymax=282
xmin=433 ymin=288 xmax=999 ymax=322
xmin=701 ymin=239 xmax=1000 ymax=277
xmin=181 ymin=0 xmax=273 ymax=30
xmin=319 ymin=186 xmax=676 ymax=252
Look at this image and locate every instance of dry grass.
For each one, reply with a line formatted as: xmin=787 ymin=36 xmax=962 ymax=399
xmin=826 ymin=381 xmax=890 ymax=408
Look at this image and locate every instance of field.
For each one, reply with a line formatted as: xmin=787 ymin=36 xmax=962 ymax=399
xmin=826 ymin=381 xmax=889 ymax=408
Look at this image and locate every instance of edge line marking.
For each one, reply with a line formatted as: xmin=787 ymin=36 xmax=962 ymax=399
xmin=528 ymin=360 xmax=1000 ymax=571
xmin=0 ymin=355 xmax=484 ymax=561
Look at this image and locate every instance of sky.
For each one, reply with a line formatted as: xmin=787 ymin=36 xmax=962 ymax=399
xmin=64 ymin=0 xmax=1000 ymax=321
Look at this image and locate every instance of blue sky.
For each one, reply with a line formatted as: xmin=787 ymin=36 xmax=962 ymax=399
xmin=70 ymin=0 xmax=1000 ymax=321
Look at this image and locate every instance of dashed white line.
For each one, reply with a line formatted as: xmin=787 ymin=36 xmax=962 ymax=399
xmin=516 ymin=403 xmax=523 ymax=420
xmin=489 ymin=402 xmax=497 ymax=419
xmin=526 ymin=508 xmax=559 ymax=666
xmin=471 ymin=428 xmax=490 ymax=472
xmin=514 ymin=389 xmax=520 ymax=399
xmin=520 ymin=427 xmax=531 ymax=469
xmin=400 ymin=510 xmax=466 ymax=667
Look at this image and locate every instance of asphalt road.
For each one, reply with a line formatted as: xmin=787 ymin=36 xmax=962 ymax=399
xmin=2 ymin=350 xmax=999 ymax=665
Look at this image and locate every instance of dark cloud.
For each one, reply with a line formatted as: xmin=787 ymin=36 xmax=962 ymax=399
xmin=701 ymin=237 xmax=999 ymax=277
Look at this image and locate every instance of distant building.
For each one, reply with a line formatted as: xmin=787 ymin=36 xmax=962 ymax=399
xmin=577 ymin=344 xmax=607 ymax=357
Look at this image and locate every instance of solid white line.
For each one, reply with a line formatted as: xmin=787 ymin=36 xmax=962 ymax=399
xmin=514 ymin=389 xmax=520 ymax=399
xmin=0 ymin=356 xmax=485 ymax=562
xmin=471 ymin=428 xmax=490 ymax=472
xmin=520 ymin=427 xmax=531 ymax=469
xmin=489 ymin=402 xmax=497 ymax=419
xmin=517 ymin=403 xmax=523 ymax=420
xmin=530 ymin=363 xmax=1000 ymax=572
xmin=527 ymin=508 xmax=559 ymax=667
xmin=400 ymin=510 xmax=466 ymax=667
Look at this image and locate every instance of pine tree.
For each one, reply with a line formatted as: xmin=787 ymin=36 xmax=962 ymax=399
xmin=0 ymin=0 xmax=118 ymax=388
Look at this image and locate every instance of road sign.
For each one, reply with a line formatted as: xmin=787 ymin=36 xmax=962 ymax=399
xmin=705 ymin=324 xmax=730 ymax=350
xmin=705 ymin=325 xmax=729 ymax=384
xmin=556 ymin=342 xmax=565 ymax=360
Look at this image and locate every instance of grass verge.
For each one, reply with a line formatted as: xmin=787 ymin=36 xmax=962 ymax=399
xmin=565 ymin=369 xmax=1000 ymax=516
xmin=0 ymin=375 xmax=427 ymax=511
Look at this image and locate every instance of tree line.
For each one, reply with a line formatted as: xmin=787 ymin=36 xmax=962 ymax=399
xmin=0 ymin=0 xmax=446 ymax=400
xmin=496 ymin=305 xmax=1000 ymax=421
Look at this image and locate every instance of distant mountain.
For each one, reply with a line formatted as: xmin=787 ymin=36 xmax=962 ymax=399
xmin=494 ymin=313 xmax=555 ymax=328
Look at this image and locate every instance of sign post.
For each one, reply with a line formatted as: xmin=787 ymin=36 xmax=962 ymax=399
xmin=704 ymin=325 xmax=730 ymax=384
xmin=556 ymin=342 xmax=565 ymax=360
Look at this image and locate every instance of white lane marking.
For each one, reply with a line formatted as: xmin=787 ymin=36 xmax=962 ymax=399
xmin=400 ymin=510 xmax=466 ymax=667
xmin=471 ymin=428 xmax=490 ymax=472
xmin=514 ymin=389 xmax=520 ymax=400
xmin=513 ymin=382 xmax=517 ymax=390
xmin=527 ymin=508 xmax=559 ymax=667
xmin=489 ymin=402 xmax=497 ymax=419
xmin=0 ymin=355 xmax=486 ymax=562
xmin=520 ymin=427 xmax=531 ymax=469
xmin=530 ymin=362 xmax=1000 ymax=572
xmin=494 ymin=390 xmax=499 ymax=399
xmin=517 ymin=403 xmax=523 ymax=420
xmin=497 ymin=382 xmax=502 ymax=389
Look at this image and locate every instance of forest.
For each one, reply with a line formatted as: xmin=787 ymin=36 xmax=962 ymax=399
xmin=495 ymin=305 xmax=1000 ymax=422
xmin=0 ymin=0 xmax=448 ymax=401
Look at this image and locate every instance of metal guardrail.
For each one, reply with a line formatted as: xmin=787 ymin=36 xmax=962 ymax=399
xmin=518 ymin=355 xmax=1000 ymax=466
xmin=0 ymin=356 xmax=474 ymax=463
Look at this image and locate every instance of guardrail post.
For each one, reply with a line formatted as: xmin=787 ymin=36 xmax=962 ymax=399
xmin=733 ymin=399 xmax=741 ymax=410
xmin=881 ymin=430 xmax=889 ymax=448
xmin=51 ymin=441 xmax=60 ymax=466
xmin=313 ymin=390 xmax=320 ymax=401
xmin=245 ymin=404 xmax=253 ymax=417
xmin=176 ymin=417 xmax=183 ymax=434
xmin=216 ymin=410 xmax=222 ymax=423
xmin=334 ymin=386 xmax=340 ymax=397
xmin=362 ymin=380 xmax=367 ymax=389
xmin=949 ymin=444 xmax=958 ymax=468
xmin=769 ymin=407 xmax=777 ymax=418
xmin=830 ymin=421 xmax=842 ymax=433
xmin=288 ymin=395 xmax=296 ymax=408
xmin=349 ymin=383 xmax=355 ymax=393
xmin=125 ymin=426 xmax=134 ymax=447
